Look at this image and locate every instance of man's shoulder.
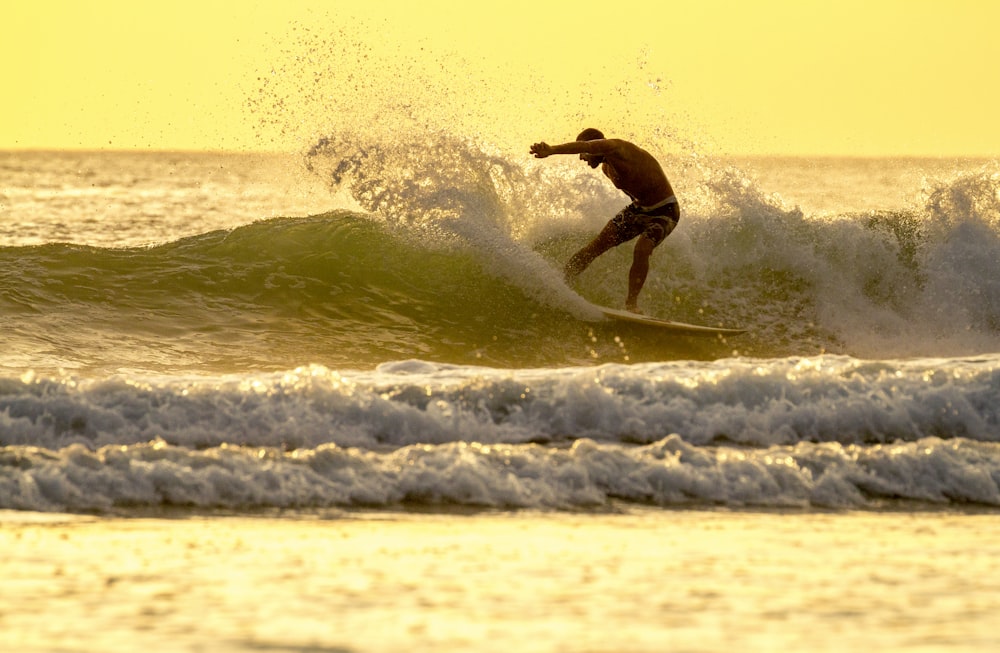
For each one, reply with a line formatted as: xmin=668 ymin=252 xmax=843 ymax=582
xmin=604 ymin=138 xmax=635 ymax=149
xmin=601 ymin=138 xmax=640 ymax=157
xmin=605 ymin=139 xmax=655 ymax=162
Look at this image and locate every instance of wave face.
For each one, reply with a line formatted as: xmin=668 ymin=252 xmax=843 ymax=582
xmin=1 ymin=356 xmax=999 ymax=512
xmin=0 ymin=213 xmax=640 ymax=373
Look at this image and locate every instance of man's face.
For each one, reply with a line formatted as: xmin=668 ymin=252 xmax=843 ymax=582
xmin=580 ymin=153 xmax=604 ymax=169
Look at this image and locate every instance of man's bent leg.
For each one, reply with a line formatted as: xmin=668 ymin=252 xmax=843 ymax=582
xmin=564 ymin=220 xmax=621 ymax=281
xmin=626 ymin=235 xmax=656 ymax=312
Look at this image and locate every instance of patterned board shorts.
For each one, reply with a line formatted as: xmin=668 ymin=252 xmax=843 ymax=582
xmin=609 ymin=199 xmax=680 ymax=247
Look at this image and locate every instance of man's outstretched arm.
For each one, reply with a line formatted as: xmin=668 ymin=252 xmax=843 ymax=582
xmin=530 ymin=139 xmax=621 ymax=158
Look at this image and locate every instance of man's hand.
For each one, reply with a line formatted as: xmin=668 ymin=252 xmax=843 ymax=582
xmin=530 ymin=142 xmax=552 ymax=158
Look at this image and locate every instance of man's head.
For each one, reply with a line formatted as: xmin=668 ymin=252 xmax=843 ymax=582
xmin=576 ymin=128 xmax=605 ymax=168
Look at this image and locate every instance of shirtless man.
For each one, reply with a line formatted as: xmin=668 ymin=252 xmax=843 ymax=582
xmin=530 ymin=128 xmax=679 ymax=313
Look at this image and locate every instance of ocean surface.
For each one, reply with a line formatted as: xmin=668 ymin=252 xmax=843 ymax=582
xmin=3 ymin=148 xmax=999 ymax=512
xmin=3 ymin=148 xmax=1000 ymax=651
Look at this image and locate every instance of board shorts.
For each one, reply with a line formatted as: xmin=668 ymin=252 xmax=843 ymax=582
xmin=609 ymin=195 xmax=680 ymax=248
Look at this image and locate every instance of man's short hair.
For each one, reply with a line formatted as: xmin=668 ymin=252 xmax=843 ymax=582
xmin=576 ymin=128 xmax=605 ymax=141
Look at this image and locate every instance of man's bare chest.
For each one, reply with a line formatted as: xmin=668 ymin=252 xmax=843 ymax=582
xmin=602 ymin=162 xmax=641 ymax=199
xmin=602 ymin=162 xmax=627 ymax=189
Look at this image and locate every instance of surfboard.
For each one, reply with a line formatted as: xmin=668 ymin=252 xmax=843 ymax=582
xmin=597 ymin=306 xmax=747 ymax=337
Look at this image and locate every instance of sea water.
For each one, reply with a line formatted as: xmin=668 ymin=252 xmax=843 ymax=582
xmin=2 ymin=148 xmax=999 ymax=652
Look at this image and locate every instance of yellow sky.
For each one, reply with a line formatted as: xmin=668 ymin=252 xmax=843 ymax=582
xmin=3 ymin=0 xmax=998 ymax=156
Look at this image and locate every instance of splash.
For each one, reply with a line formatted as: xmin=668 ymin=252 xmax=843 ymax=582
xmin=683 ymin=163 xmax=1000 ymax=357
xmin=918 ymin=165 xmax=1000 ymax=337
xmin=247 ymin=19 xmax=697 ymax=158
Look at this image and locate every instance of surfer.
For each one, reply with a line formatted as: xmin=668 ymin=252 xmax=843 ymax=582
xmin=530 ymin=129 xmax=679 ymax=313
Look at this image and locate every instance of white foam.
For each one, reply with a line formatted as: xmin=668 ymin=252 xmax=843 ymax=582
xmin=687 ymin=164 xmax=1000 ymax=358
xmin=3 ymin=434 xmax=998 ymax=513
xmin=2 ymin=356 xmax=999 ymax=452
xmin=1 ymin=356 xmax=999 ymax=512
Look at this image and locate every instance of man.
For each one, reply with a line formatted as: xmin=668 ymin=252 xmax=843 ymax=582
xmin=530 ymin=128 xmax=679 ymax=313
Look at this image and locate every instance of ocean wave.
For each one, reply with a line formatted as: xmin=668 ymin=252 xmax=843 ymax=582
xmin=2 ymin=352 xmax=999 ymax=513
xmin=3 ymin=435 xmax=998 ymax=513
xmin=0 ymin=213 xmax=739 ymax=374
xmin=2 ymin=356 xmax=997 ymax=451
xmin=2 ymin=150 xmax=1000 ymax=374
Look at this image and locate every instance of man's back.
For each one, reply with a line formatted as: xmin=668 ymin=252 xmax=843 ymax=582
xmin=599 ymin=139 xmax=673 ymax=206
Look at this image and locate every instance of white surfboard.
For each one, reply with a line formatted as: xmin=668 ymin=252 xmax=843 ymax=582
xmin=598 ymin=306 xmax=747 ymax=337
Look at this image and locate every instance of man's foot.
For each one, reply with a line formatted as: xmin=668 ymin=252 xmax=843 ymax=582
xmin=625 ymin=303 xmax=644 ymax=315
